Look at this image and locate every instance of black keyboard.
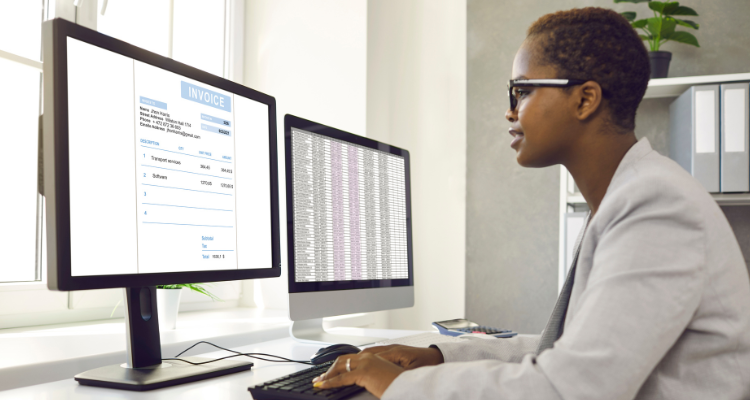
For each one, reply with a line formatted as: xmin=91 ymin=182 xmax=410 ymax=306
xmin=248 ymin=361 xmax=364 ymax=400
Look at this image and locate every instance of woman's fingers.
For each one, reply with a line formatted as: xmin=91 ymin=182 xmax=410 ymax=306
xmin=314 ymin=354 xmax=362 ymax=387
xmin=313 ymin=354 xmax=358 ymax=382
xmin=314 ymin=368 xmax=360 ymax=389
xmin=313 ymin=353 xmax=405 ymax=399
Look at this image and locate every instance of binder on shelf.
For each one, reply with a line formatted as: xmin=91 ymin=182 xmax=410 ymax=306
xmin=720 ymin=83 xmax=750 ymax=193
xmin=669 ymin=84 xmax=720 ymax=193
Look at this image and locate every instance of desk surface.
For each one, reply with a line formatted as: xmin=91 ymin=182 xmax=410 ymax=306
xmin=0 ymin=327 xmax=420 ymax=399
xmin=0 ymin=308 xmax=293 ymax=390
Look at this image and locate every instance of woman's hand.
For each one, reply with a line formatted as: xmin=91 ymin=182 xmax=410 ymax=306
xmin=311 ymin=346 xmax=444 ymax=398
xmin=312 ymin=353 xmax=404 ymax=398
xmin=359 ymin=345 xmax=444 ymax=370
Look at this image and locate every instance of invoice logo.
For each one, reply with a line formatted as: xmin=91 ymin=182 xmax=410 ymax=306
xmin=180 ymin=81 xmax=231 ymax=112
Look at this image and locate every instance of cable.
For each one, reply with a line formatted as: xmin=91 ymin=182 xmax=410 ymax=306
xmin=162 ymin=340 xmax=314 ymax=366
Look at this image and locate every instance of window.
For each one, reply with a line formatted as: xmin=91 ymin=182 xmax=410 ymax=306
xmin=98 ymin=0 xmax=228 ymax=77
xmin=0 ymin=0 xmax=247 ymax=329
xmin=173 ymin=0 xmax=227 ymax=77
xmin=98 ymin=0 xmax=171 ymax=57
xmin=0 ymin=1 xmax=44 ymax=283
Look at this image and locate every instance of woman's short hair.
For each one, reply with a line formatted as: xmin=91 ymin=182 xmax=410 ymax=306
xmin=527 ymin=7 xmax=650 ymax=131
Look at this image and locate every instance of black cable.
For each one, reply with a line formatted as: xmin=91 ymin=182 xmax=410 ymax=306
xmin=163 ymin=340 xmax=314 ymax=366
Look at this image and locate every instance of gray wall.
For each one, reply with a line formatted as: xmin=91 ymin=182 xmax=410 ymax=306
xmin=467 ymin=0 xmax=750 ymax=334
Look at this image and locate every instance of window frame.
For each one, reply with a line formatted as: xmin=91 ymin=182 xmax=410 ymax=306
xmin=0 ymin=0 xmax=45 ymax=285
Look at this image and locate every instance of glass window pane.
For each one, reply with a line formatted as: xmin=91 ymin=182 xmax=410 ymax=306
xmin=173 ymin=0 xmax=225 ymax=77
xmin=0 ymin=0 xmax=43 ymax=60
xmin=0 ymin=59 xmax=40 ymax=282
xmin=98 ymin=0 xmax=171 ymax=57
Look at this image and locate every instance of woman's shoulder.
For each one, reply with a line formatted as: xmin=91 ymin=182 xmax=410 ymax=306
xmin=599 ymin=148 xmax=718 ymax=224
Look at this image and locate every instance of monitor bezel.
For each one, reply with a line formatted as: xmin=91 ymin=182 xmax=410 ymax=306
xmin=284 ymin=114 xmax=414 ymax=294
xmin=44 ymin=19 xmax=281 ymax=291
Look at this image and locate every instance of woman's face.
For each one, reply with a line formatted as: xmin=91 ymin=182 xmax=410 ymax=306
xmin=505 ymin=39 xmax=579 ymax=168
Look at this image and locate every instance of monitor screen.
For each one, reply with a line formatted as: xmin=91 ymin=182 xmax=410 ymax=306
xmin=285 ymin=115 xmax=413 ymax=293
xmin=291 ymin=128 xmax=408 ymax=282
xmin=44 ymin=20 xmax=280 ymax=289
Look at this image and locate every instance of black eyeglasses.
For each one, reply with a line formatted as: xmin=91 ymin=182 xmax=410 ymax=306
xmin=507 ymin=79 xmax=588 ymax=111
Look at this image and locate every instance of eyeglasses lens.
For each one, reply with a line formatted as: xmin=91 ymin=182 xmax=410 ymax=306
xmin=509 ymin=86 xmax=520 ymax=111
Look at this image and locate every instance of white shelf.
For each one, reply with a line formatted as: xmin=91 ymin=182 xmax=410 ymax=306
xmin=566 ymin=194 xmax=586 ymax=205
xmin=644 ymin=72 xmax=750 ymax=99
xmin=712 ymin=193 xmax=750 ymax=206
xmin=567 ymin=192 xmax=750 ymax=206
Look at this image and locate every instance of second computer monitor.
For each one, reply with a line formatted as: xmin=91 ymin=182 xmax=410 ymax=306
xmin=285 ymin=115 xmax=413 ymax=344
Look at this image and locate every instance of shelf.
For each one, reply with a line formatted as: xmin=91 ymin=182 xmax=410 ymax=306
xmin=712 ymin=193 xmax=750 ymax=206
xmin=566 ymin=194 xmax=586 ymax=204
xmin=567 ymin=193 xmax=750 ymax=206
xmin=644 ymin=72 xmax=750 ymax=99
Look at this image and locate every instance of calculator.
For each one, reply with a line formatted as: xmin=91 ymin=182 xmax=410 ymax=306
xmin=432 ymin=318 xmax=517 ymax=338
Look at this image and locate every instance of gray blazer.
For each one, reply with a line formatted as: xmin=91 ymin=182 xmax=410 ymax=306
xmin=383 ymin=138 xmax=750 ymax=399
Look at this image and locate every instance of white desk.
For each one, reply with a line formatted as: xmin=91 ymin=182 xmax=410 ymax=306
xmin=0 ymin=323 xmax=421 ymax=399
xmin=0 ymin=308 xmax=292 ymax=391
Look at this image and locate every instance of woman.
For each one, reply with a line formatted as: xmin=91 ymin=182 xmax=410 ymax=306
xmin=313 ymin=7 xmax=750 ymax=399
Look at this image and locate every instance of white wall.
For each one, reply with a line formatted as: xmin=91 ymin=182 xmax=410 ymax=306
xmin=243 ymin=0 xmax=368 ymax=311
xmin=367 ymin=0 xmax=467 ymax=330
xmin=242 ymin=1 xmax=466 ymax=332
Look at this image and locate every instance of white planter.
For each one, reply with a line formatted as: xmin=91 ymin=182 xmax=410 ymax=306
xmin=156 ymin=288 xmax=182 ymax=330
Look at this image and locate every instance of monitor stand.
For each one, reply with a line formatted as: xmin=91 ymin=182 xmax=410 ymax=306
xmin=74 ymin=287 xmax=253 ymax=391
xmin=289 ymin=318 xmax=385 ymax=346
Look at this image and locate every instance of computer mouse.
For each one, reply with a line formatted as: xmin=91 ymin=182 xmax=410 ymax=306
xmin=310 ymin=344 xmax=361 ymax=365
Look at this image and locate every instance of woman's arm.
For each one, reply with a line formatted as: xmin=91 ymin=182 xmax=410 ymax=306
xmin=315 ymin=176 xmax=707 ymax=399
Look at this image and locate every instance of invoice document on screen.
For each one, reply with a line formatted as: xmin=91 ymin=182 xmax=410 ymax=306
xmin=66 ymin=37 xmax=271 ymax=276
xmin=133 ymin=61 xmax=239 ymax=273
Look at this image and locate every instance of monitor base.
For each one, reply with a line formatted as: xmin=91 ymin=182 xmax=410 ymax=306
xmin=75 ymin=357 xmax=253 ymax=391
xmin=290 ymin=318 xmax=385 ymax=346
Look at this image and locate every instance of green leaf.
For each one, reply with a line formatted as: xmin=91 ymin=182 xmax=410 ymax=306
xmin=646 ymin=17 xmax=675 ymax=38
xmin=110 ymin=299 xmax=122 ymax=318
xmin=621 ymin=11 xmax=637 ymax=21
xmin=661 ymin=2 xmax=681 ymax=15
xmin=156 ymin=283 xmax=223 ymax=301
xmin=666 ymin=31 xmax=700 ymax=47
xmin=670 ymin=5 xmax=698 ymax=16
xmin=632 ymin=19 xmax=648 ymax=28
xmin=674 ymin=18 xmax=699 ymax=29
xmin=638 ymin=34 xmax=653 ymax=41
xmin=648 ymin=1 xmax=667 ymax=13
xmin=660 ymin=18 xmax=676 ymax=36
xmin=613 ymin=0 xmax=651 ymax=3
xmin=646 ymin=17 xmax=662 ymax=37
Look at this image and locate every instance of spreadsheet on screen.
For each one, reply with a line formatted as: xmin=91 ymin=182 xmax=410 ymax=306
xmin=291 ymin=128 xmax=408 ymax=283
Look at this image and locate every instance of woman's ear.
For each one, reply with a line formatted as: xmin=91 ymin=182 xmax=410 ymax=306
xmin=575 ymin=81 xmax=603 ymax=121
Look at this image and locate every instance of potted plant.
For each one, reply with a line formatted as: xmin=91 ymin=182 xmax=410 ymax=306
xmin=616 ymin=0 xmax=700 ymax=78
xmin=156 ymin=283 xmax=221 ymax=330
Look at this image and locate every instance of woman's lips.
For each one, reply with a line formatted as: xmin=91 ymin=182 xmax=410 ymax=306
xmin=509 ymin=128 xmax=524 ymax=148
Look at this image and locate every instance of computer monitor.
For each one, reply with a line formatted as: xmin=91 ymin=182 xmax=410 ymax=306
xmin=284 ymin=115 xmax=414 ymax=345
xmin=42 ymin=19 xmax=280 ymax=390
